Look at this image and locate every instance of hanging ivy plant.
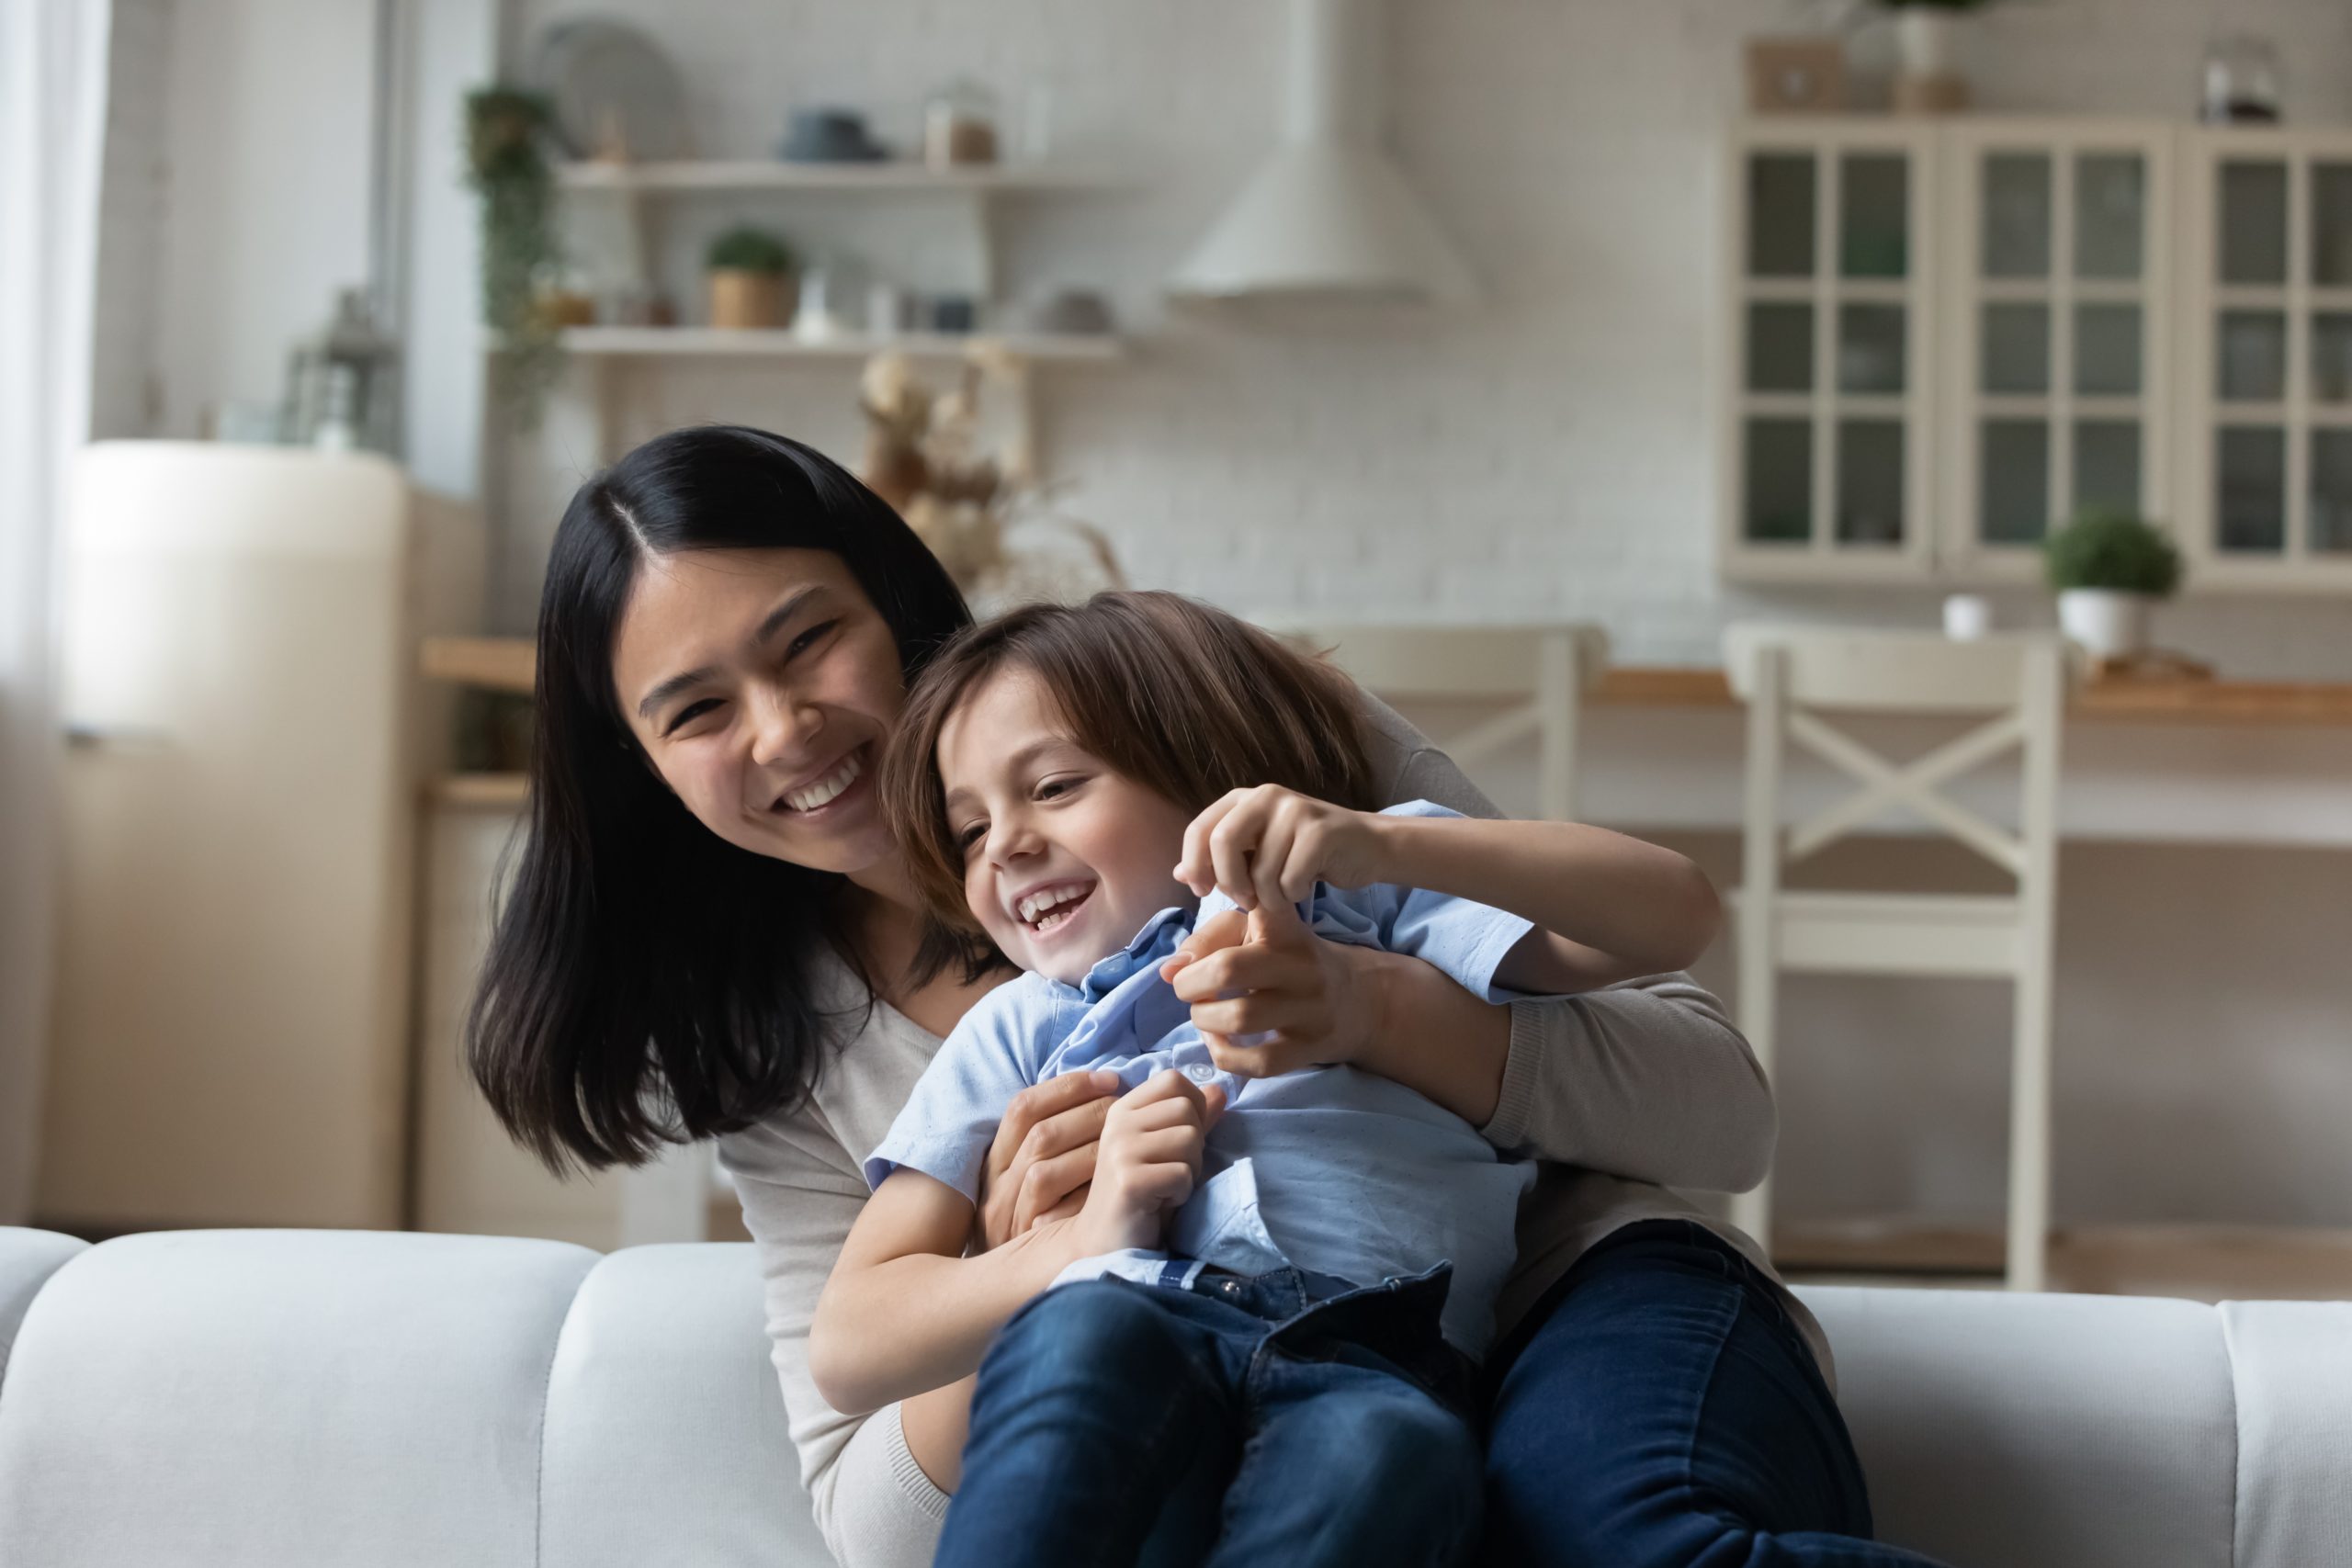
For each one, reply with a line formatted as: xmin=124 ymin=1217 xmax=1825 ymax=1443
xmin=465 ymin=87 xmax=563 ymax=428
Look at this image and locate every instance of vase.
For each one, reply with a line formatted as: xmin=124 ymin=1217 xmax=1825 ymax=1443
xmin=1892 ymin=10 xmax=1970 ymax=113
xmin=707 ymin=270 xmax=794 ymax=331
xmin=2057 ymin=589 xmax=2154 ymax=660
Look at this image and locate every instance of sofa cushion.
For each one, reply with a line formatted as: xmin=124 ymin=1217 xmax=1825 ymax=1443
xmin=0 ymin=1227 xmax=85 ymax=1382
xmin=1801 ymin=1285 xmax=2236 ymax=1568
xmin=0 ymin=1228 xmax=597 ymax=1568
xmin=2222 ymin=1300 xmax=2352 ymax=1568
xmin=540 ymin=1242 xmax=823 ymax=1566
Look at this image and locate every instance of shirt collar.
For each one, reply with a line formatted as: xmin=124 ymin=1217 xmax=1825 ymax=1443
xmin=1040 ymin=905 xmax=1193 ymax=1002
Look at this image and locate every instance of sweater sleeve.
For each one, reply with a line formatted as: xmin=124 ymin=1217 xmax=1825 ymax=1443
xmin=1354 ymin=691 xmax=1777 ymax=1193
xmin=719 ymin=1116 xmax=948 ymax=1568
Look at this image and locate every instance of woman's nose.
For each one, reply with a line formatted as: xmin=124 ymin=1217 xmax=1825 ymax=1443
xmin=748 ymin=685 xmax=820 ymax=769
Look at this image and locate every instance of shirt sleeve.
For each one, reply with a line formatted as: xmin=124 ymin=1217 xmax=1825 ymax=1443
xmin=718 ymin=1117 xmax=949 ymax=1568
xmin=1306 ymin=800 xmax=1536 ymax=1004
xmin=863 ymin=988 xmax=1039 ymax=1200
xmin=1480 ymin=973 xmax=1777 ymax=1193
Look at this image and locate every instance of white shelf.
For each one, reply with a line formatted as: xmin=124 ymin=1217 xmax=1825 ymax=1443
xmin=555 ymin=160 xmax=1127 ymax=194
xmin=554 ymin=327 xmax=1125 ymax=362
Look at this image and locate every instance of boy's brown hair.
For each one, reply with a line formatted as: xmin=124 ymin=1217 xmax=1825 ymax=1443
xmin=882 ymin=591 xmax=1378 ymax=925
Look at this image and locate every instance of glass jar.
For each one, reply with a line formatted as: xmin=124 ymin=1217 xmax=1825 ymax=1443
xmin=923 ymin=77 xmax=1000 ymax=168
xmin=2202 ymin=33 xmax=2282 ymax=124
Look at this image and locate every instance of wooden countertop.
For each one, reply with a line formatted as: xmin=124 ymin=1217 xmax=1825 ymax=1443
xmin=420 ymin=636 xmax=2352 ymax=726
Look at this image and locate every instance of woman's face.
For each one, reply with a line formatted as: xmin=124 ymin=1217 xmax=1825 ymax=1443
xmin=611 ymin=547 xmax=908 ymax=878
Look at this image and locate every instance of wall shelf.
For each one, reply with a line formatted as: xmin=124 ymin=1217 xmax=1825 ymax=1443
xmin=555 ymin=327 xmax=1124 ymax=362
xmin=555 ymin=160 xmax=1127 ymax=195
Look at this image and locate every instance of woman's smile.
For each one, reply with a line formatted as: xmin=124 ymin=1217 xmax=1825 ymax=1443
xmin=770 ymin=741 xmax=876 ymax=818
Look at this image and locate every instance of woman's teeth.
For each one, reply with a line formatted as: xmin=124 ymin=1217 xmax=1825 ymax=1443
xmin=780 ymin=749 xmax=864 ymax=813
xmin=1016 ymin=884 xmax=1092 ymax=931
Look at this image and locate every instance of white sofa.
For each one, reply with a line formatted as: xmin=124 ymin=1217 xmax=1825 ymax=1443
xmin=2 ymin=1226 xmax=2347 ymax=1567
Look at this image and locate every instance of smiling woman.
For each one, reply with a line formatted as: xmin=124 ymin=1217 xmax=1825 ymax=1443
xmin=466 ymin=426 xmax=978 ymax=1174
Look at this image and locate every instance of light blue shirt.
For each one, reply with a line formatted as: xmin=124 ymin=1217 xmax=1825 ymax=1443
xmin=865 ymin=801 xmax=1541 ymax=1356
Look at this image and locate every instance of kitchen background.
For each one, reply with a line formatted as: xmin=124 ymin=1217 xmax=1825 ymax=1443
xmin=34 ymin=0 xmax=2352 ymax=1269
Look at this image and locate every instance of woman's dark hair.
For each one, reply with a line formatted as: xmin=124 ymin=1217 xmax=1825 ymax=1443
xmin=467 ymin=425 xmax=976 ymax=1173
xmin=882 ymin=591 xmax=1379 ymax=927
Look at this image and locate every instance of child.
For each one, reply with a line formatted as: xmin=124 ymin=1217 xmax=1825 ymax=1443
xmin=811 ymin=592 xmax=1720 ymax=1568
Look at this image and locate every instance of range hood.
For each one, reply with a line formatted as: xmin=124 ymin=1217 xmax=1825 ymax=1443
xmin=1168 ymin=0 xmax=1476 ymax=308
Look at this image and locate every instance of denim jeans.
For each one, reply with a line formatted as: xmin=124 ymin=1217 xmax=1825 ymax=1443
xmin=936 ymin=1263 xmax=1483 ymax=1568
xmin=1480 ymin=1220 xmax=1951 ymax=1567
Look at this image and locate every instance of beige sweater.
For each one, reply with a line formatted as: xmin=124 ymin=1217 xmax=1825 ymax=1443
xmin=717 ymin=703 xmax=1821 ymax=1568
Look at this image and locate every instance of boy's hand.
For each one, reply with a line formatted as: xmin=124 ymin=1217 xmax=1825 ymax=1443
xmin=1174 ymin=784 xmax=1390 ymax=912
xmin=1159 ymin=900 xmax=1388 ymax=1078
xmin=975 ymin=1069 xmax=1119 ymax=1250
xmin=1070 ymin=1069 xmax=1227 ymax=1258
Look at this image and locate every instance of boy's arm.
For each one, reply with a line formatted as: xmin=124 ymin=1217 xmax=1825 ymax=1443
xmin=813 ymin=1066 xmax=1227 ymax=1418
xmin=809 ymin=1168 xmax=1086 ymax=1417
xmin=1176 ymin=787 xmax=1720 ymax=995
xmin=1374 ymin=814 xmax=1722 ymax=993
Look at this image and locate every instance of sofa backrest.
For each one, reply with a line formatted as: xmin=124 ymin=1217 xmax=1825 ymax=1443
xmin=3 ymin=1227 xmax=2347 ymax=1567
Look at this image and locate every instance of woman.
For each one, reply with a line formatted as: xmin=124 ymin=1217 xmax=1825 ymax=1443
xmin=469 ymin=425 xmax=1935 ymax=1568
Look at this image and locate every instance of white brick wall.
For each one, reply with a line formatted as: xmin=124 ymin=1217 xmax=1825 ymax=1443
xmin=494 ymin=0 xmax=2352 ymax=674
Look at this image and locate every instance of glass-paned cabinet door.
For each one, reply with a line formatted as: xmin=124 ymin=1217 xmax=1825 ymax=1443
xmin=1723 ymin=123 xmax=1938 ymax=580
xmin=1939 ymin=124 xmax=2173 ymax=577
xmin=2179 ymin=129 xmax=2352 ymax=588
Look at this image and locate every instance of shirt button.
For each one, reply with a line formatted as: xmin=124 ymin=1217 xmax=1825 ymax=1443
xmin=1184 ymin=1063 xmax=1217 ymax=1084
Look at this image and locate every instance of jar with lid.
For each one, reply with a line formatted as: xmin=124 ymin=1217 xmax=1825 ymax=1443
xmin=923 ymin=77 xmax=1000 ymax=168
xmin=2201 ymin=33 xmax=2282 ymax=124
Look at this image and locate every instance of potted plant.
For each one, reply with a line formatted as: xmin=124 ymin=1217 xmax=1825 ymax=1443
xmin=1871 ymin=0 xmax=1997 ymax=111
xmin=464 ymin=87 xmax=563 ymax=425
xmin=2043 ymin=508 xmax=2185 ymax=660
xmin=706 ymin=227 xmax=797 ymax=330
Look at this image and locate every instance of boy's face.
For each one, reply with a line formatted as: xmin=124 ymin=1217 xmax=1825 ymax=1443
xmin=937 ymin=667 xmax=1195 ymax=986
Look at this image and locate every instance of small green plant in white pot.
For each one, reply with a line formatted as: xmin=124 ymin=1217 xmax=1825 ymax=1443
xmin=2043 ymin=508 xmax=2184 ymax=660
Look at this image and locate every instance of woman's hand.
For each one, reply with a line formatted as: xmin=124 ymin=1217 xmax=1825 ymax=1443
xmin=1159 ymin=902 xmax=1385 ymax=1078
xmin=1174 ymin=785 xmax=1393 ymax=912
xmin=973 ymin=1069 xmax=1121 ymax=1250
xmin=1069 ymin=1070 xmax=1227 ymax=1258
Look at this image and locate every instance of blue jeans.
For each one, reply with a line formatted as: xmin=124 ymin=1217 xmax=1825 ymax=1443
xmin=1480 ymin=1220 xmax=1950 ymax=1567
xmin=937 ymin=1263 xmax=1483 ymax=1568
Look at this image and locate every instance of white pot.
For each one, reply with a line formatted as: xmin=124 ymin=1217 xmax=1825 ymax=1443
xmin=2057 ymin=589 xmax=2155 ymax=660
xmin=1894 ymin=10 xmax=1964 ymax=76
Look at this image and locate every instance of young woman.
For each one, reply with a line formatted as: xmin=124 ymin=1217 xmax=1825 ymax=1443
xmin=469 ymin=425 xmax=1935 ymax=1568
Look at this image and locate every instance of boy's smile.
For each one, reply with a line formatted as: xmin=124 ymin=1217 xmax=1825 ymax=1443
xmin=936 ymin=668 xmax=1196 ymax=986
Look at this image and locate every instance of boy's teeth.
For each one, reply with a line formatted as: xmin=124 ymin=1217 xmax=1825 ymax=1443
xmin=1015 ymin=884 xmax=1090 ymax=927
xmin=783 ymin=749 xmax=864 ymax=812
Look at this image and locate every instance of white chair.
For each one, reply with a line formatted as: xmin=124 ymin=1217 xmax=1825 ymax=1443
xmin=1267 ymin=623 xmax=1609 ymax=821
xmin=1723 ymin=626 xmax=2069 ymax=1291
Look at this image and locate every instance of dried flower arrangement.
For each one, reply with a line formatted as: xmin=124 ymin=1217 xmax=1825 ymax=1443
xmin=858 ymin=346 xmax=1125 ymax=612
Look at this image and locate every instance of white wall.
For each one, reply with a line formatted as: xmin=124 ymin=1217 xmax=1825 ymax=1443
xmin=146 ymin=0 xmax=378 ymax=439
xmin=496 ymin=0 xmax=2352 ymax=673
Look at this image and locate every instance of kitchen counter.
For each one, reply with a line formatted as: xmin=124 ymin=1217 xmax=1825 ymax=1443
xmin=422 ymin=636 xmax=2352 ymax=726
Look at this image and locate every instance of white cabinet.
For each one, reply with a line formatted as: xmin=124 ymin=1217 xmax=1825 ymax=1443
xmin=1938 ymin=121 xmax=2175 ymax=578
xmin=1720 ymin=122 xmax=1939 ymax=581
xmin=2177 ymin=130 xmax=2352 ymax=590
xmin=1721 ymin=118 xmax=2352 ymax=593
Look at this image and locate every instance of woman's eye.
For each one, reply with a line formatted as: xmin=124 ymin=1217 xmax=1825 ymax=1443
xmin=1035 ymin=775 xmax=1082 ymax=801
xmin=955 ymin=822 xmax=988 ymax=852
xmin=663 ymin=699 xmax=719 ymax=736
xmin=785 ymin=619 xmax=841 ymax=660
